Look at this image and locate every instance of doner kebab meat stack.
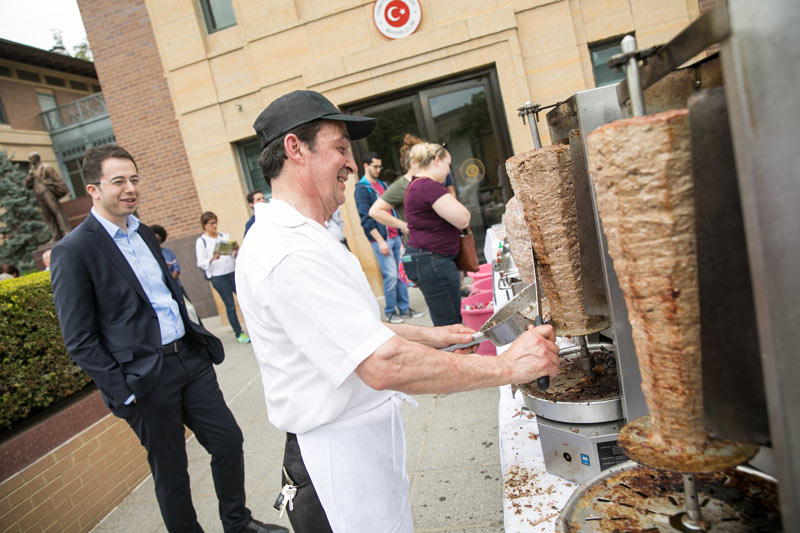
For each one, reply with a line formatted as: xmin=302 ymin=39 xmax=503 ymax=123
xmin=505 ymin=144 xmax=609 ymax=336
xmin=586 ymin=109 xmax=755 ymax=470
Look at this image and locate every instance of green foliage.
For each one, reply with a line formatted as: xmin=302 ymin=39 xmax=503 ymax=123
xmin=50 ymin=29 xmax=93 ymax=61
xmin=0 ymin=150 xmax=50 ymax=271
xmin=0 ymin=271 xmax=91 ymax=431
xmin=72 ymin=40 xmax=93 ymax=62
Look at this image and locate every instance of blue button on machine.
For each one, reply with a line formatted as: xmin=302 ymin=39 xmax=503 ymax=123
xmin=580 ymin=453 xmax=590 ymax=466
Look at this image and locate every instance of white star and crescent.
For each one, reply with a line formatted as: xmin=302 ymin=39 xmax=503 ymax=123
xmin=387 ymin=6 xmax=406 ymax=21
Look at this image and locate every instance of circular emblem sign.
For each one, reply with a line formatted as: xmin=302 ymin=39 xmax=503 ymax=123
xmin=459 ymin=158 xmax=486 ymax=184
xmin=373 ymin=0 xmax=422 ymax=40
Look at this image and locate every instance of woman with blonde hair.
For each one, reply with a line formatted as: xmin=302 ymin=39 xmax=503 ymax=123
xmin=402 ymin=143 xmax=471 ymax=326
xmin=369 ymin=134 xmax=456 ymax=233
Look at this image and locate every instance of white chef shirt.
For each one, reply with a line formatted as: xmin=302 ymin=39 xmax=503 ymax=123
xmin=235 ymin=200 xmax=399 ymax=434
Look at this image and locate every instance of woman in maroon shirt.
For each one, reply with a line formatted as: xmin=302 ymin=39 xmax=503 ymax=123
xmin=402 ymin=143 xmax=471 ymax=326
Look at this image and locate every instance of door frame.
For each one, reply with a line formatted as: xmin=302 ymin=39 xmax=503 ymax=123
xmin=343 ymin=65 xmax=514 ymax=175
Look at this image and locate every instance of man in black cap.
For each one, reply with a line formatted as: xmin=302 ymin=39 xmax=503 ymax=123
xmin=236 ymin=90 xmax=559 ymax=533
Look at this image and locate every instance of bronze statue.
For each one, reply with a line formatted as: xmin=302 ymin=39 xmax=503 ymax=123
xmin=25 ymin=152 xmax=71 ymax=242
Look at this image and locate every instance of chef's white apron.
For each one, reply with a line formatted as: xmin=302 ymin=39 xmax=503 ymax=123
xmin=297 ymin=394 xmax=417 ymax=533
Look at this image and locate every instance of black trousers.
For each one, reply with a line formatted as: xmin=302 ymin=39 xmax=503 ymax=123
xmin=283 ymin=433 xmax=333 ymax=533
xmin=112 ymin=343 xmax=251 ymax=532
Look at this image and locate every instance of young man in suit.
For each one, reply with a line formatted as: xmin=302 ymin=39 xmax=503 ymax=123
xmin=50 ymin=144 xmax=286 ymax=533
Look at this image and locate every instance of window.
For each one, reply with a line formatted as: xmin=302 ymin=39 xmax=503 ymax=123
xmin=64 ymin=158 xmax=86 ymax=197
xmin=45 ymin=75 xmax=66 ymax=87
xmin=0 ymin=97 xmax=8 ymax=124
xmin=37 ymin=92 xmax=62 ymax=130
xmin=70 ymin=80 xmax=89 ymax=91
xmin=236 ymin=139 xmax=271 ymax=200
xmin=199 ymin=0 xmax=236 ymax=33
xmin=590 ymin=39 xmax=627 ymax=87
xmin=92 ymin=84 xmax=101 ymax=93
xmin=16 ymin=69 xmax=40 ymax=82
xmin=0 ymin=65 xmax=11 ymax=77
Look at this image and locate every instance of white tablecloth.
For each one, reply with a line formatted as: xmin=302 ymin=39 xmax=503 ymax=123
xmin=485 ymin=225 xmax=579 ymax=532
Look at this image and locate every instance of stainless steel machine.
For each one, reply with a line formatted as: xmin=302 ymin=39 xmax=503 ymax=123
xmin=515 ymin=97 xmax=631 ymax=485
xmin=509 ymin=0 xmax=799 ymax=529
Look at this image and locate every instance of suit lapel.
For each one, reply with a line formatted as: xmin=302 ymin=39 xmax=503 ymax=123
xmin=85 ymin=215 xmax=151 ymax=304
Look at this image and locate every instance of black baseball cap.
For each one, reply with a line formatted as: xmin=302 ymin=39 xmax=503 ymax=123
xmin=253 ymin=90 xmax=376 ymax=149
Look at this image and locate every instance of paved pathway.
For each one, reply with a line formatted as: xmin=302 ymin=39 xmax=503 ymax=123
xmin=93 ymin=288 xmax=505 ymax=532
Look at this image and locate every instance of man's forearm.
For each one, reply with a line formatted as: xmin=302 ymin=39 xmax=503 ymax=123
xmin=357 ymin=336 xmax=510 ymax=394
xmin=386 ymin=323 xmax=448 ymax=346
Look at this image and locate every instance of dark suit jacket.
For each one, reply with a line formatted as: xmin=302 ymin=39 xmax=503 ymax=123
xmin=51 ymin=213 xmax=224 ymax=410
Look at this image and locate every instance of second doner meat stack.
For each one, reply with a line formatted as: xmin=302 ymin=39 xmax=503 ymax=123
xmin=505 ymin=145 xmax=608 ymax=336
xmin=587 ymin=109 xmax=705 ymax=449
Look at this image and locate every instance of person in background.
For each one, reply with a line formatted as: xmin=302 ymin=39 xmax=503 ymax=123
xmin=355 ymin=151 xmax=422 ymax=323
xmin=324 ymin=207 xmax=349 ymax=249
xmin=0 ymin=264 xmax=19 ymax=281
xmin=244 ymin=189 xmax=267 ymax=235
xmin=196 ymin=212 xmax=250 ymax=344
xmin=403 ymin=143 xmax=471 ymax=326
xmin=368 ymin=134 xmax=421 ymax=235
xmin=50 ymin=144 xmax=283 ymax=533
xmin=42 ymin=249 xmax=52 ymax=271
xmin=151 ymin=224 xmax=183 ymax=289
xmin=369 ymin=134 xmax=458 ymax=234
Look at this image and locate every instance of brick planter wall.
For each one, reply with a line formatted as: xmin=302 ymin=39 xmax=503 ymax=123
xmin=0 ymin=406 xmax=148 ymax=532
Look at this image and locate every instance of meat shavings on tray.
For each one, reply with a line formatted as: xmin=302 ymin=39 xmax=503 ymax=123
xmin=518 ymin=348 xmax=620 ymax=402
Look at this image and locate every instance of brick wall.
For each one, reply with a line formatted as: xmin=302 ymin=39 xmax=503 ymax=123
xmin=76 ymin=0 xmax=203 ymax=240
xmin=0 ymin=414 xmax=148 ymax=532
xmin=0 ymin=79 xmax=47 ymax=131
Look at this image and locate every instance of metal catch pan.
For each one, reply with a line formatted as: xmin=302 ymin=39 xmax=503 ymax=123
xmin=556 ymin=460 xmax=780 ymax=532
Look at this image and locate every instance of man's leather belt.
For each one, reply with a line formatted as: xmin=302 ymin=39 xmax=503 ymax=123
xmin=162 ymin=339 xmax=184 ymax=356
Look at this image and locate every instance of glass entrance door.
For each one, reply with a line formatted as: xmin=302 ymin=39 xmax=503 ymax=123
xmin=420 ymin=79 xmax=508 ymax=258
xmin=348 ymin=69 xmax=512 ymax=261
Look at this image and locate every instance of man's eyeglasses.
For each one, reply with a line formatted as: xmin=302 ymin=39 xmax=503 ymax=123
xmin=90 ymin=176 xmax=141 ymax=187
xmin=370 ymin=164 xmax=383 ymax=169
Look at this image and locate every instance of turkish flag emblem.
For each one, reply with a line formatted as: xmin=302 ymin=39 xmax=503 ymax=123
xmin=373 ymin=0 xmax=422 ymax=39
xmin=384 ymin=0 xmax=410 ymax=27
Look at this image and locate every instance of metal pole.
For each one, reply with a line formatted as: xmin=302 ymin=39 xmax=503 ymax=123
xmin=621 ymin=35 xmax=646 ymax=117
xmin=521 ymin=101 xmax=543 ymax=149
xmin=681 ymin=473 xmax=708 ymax=531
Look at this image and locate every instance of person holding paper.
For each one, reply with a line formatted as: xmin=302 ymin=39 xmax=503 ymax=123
xmin=196 ymin=211 xmax=250 ymax=343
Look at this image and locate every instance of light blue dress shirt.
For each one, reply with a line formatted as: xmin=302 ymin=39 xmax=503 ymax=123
xmin=92 ymin=208 xmax=185 ymax=345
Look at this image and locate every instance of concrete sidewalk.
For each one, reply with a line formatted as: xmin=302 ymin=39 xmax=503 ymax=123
xmin=92 ymin=288 xmax=504 ymax=532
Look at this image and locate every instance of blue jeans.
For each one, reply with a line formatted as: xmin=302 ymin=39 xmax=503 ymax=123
xmin=210 ymin=272 xmax=243 ymax=337
xmin=403 ymin=247 xmax=462 ymax=326
xmin=370 ymin=236 xmax=409 ymax=316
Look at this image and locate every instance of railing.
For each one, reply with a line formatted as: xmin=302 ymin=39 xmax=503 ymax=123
xmin=38 ymin=92 xmax=108 ymax=132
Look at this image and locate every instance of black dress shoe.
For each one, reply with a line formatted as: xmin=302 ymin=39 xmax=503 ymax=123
xmin=240 ymin=518 xmax=288 ymax=533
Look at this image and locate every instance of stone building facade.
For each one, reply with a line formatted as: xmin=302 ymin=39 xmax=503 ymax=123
xmin=76 ymin=0 xmax=703 ymax=299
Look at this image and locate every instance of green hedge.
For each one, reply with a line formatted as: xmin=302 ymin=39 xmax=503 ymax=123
xmin=0 ymin=271 xmax=91 ymax=431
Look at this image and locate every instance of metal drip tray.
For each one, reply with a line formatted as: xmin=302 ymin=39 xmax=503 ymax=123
xmin=556 ymin=461 xmax=781 ymax=532
xmin=520 ymin=346 xmax=622 ymax=424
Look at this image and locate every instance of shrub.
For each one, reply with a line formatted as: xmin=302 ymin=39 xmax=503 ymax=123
xmin=0 ymin=150 xmax=50 ymax=271
xmin=0 ymin=271 xmax=91 ymax=431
